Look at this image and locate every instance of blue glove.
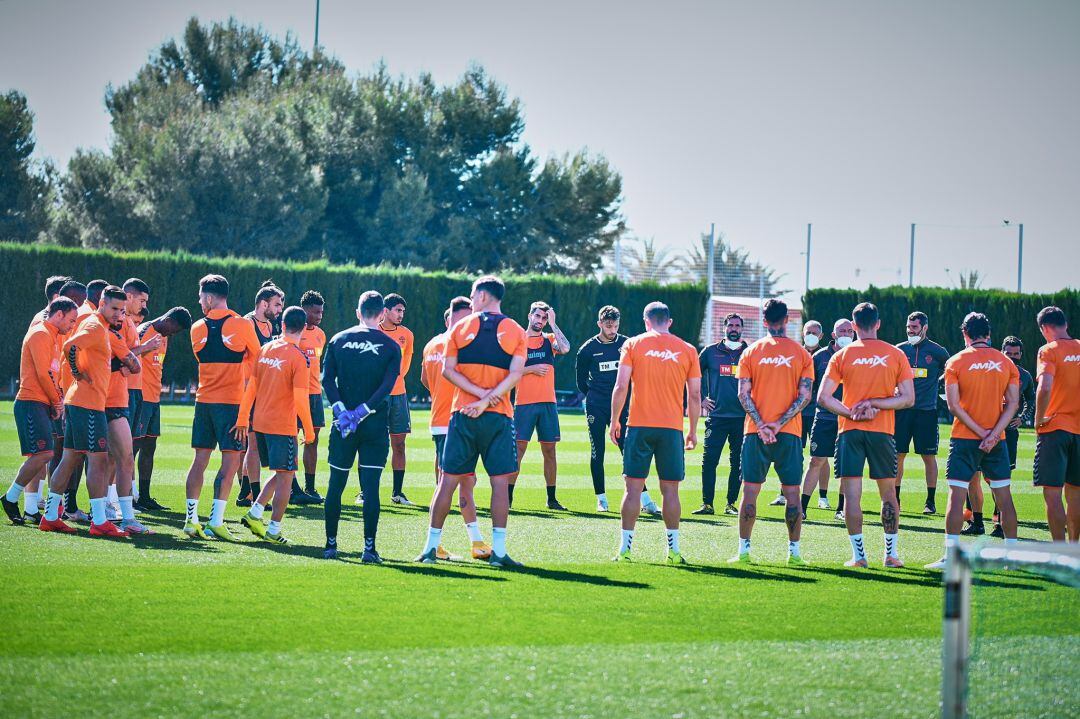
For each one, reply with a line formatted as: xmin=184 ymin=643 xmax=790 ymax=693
xmin=353 ymin=404 xmax=372 ymax=422
xmin=331 ymin=401 xmax=348 ymax=419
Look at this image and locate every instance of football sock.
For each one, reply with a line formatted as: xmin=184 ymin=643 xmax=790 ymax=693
xmin=546 ymin=485 xmax=556 ymax=503
xmin=894 ymin=483 xmax=901 ymax=508
xmin=90 ymin=497 xmax=107 ymax=525
xmin=849 ymin=533 xmax=866 ymax=562
xmin=507 ymin=484 xmax=515 ymax=506
xmin=1004 ymin=537 xmax=1018 ymax=545
xmin=466 ymin=521 xmax=484 ymax=543
xmin=945 ymin=533 xmax=959 ymax=551
xmin=268 ymin=519 xmax=281 ymax=535
xmin=666 ymin=529 xmax=680 ymax=554
xmin=238 ymin=475 xmax=250 ymax=499
xmin=640 ymin=490 xmax=654 ymax=508
xmin=884 ymin=532 xmax=899 ymax=558
xmin=209 ymin=499 xmax=227 ymax=527
xmin=739 ymin=537 xmax=751 ymax=555
xmin=44 ymin=493 xmax=61 ymax=522
xmin=620 ymin=529 xmax=634 ymax=553
xmin=106 ymin=484 xmax=119 ymax=505
xmin=249 ymin=502 xmax=264 ymax=520
xmin=24 ymin=490 xmax=40 ymax=515
xmin=323 ymin=468 xmax=349 ymax=546
xmin=6 ymin=481 xmax=24 ymax=503
xmin=926 ymin=486 xmax=936 ymax=504
xmin=365 ymin=536 xmax=375 ymax=552
xmin=819 ymin=489 xmax=827 ymax=500
xmin=392 ymin=469 xmax=405 ymax=496
xmin=119 ymin=496 xmax=134 ymax=522
xmin=837 ymin=493 xmax=846 ymax=512
xmin=492 ymin=526 xmax=507 ymax=556
xmin=186 ymin=499 xmax=199 ymax=524
xmin=305 ymin=473 xmax=316 ymax=493
xmin=972 ymin=512 xmax=984 ymax=527
xmin=360 ymin=467 xmax=382 ymax=545
xmin=424 ymin=526 xmax=443 ymax=554
xmin=250 ymin=480 xmax=261 ymax=502
xmin=290 ymin=477 xmax=304 ymax=497
xmin=788 ymin=540 xmax=801 ymax=558
xmin=800 ymin=493 xmax=812 ymax=513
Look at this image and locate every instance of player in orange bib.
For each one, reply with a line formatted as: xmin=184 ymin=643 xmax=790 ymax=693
xmin=510 ymin=301 xmax=571 ymax=510
xmin=236 ymin=306 xmax=315 ymax=544
xmin=1032 ymin=306 xmax=1080 ymax=541
xmin=420 ymin=296 xmax=492 ymax=560
xmin=817 ymin=302 xmax=915 ymax=568
xmin=731 ymin=299 xmax=814 ymax=564
xmin=379 ymin=293 xmax=415 ymax=505
xmin=925 ymin=313 xmax=1019 ymax=569
xmin=184 ymin=274 xmax=262 ymax=541
xmin=3 ymin=298 xmax=78 ymax=525
xmin=416 ymin=276 xmax=528 ymax=567
xmin=610 ymin=302 xmax=701 ymax=564
xmin=297 ymin=290 xmax=327 ymax=502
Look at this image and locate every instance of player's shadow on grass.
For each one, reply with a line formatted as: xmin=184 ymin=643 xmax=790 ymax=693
xmin=348 ymin=560 xmax=509 ymax=582
xmin=128 ymin=533 xmax=222 ymax=553
xmin=475 ymin=564 xmax=651 ymax=589
xmin=673 ymin=564 xmax=817 ymax=583
xmin=506 ymin=506 xmax=662 ymax=522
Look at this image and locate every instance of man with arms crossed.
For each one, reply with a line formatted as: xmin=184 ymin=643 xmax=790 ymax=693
xmin=1032 ymin=306 xmax=1080 ymax=541
xmin=926 ymin=312 xmax=1020 ymax=569
xmin=817 ymin=302 xmax=914 ymax=568
xmin=321 ymin=292 xmax=401 ymax=563
xmin=416 ymin=275 xmax=527 ymax=567
xmin=185 ymin=274 xmax=262 ymax=540
xmin=511 ymin=301 xmax=570 ymax=510
xmin=894 ymin=311 xmax=950 ymax=514
xmin=611 ymin=302 xmax=701 ymax=564
xmin=576 ymin=305 xmax=660 ymax=514
xmin=695 ymin=313 xmax=747 ymax=516
xmin=732 ymin=300 xmax=814 ymax=564
xmin=420 ymin=297 xmax=492 ymax=560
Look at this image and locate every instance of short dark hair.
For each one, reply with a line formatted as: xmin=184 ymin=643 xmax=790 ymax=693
xmin=300 ymin=290 xmax=324 ymax=308
xmin=960 ymin=312 xmax=991 ymax=341
xmin=472 ymin=275 xmax=505 ymax=301
xmin=529 ymin=301 xmax=551 ymax=314
xmin=101 ymin=285 xmax=127 ymax=303
xmin=644 ymin=301 xmax=670 ymax=324
xmin=1001 ymin=335 xmax=1023 ymax=352
xmin=1037 ymin=306 xmax=1068 ymax=328
xmin=164 ymin=306 xmax=192 ymax=330
xmin=384 ymin=293 xmax=406 ymax=310
xmin=723 ymin=312 xmax=743 ymax=327
xmin=598 ymin=305 xmax=620 ymax=322
xmin=762 ymin=299 xmax=788 ymax=325
xmin=852 ymin=302 xmax=879 ymax=331
xmin=199 ymin=274 xmax=229 ymax=298
xmin=123 ymin=277 xmax=150 ymax=296
xmin=443 ymin=308 xmax=451 ymax=323
xmin=86 ymin=279 xmax=108 ymax=304
xmin=47 ymin=297 xmax=78 ymax=316
xmin=45 ymin=275 xmax=72 ymax=301
xmin=255 ymin=280 xmax=284 ymax=304
xmin=358 ymin=290 xmax=384 ymax=319
xmin=282 ymin=306 xmax=307 ymax=333
xmin=58 ymin=280 xmax=87 ymax=301
xmin=449 ymin=296 xmax=472 ymax=314
xmin=907 ymin=311 xmax=928 ymax=327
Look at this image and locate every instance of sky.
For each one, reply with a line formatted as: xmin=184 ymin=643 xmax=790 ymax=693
xmin=2 ymin=0 xmax=1078 ymax=296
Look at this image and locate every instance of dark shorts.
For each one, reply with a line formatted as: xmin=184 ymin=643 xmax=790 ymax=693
xmin=514 ymin=402 xmax=561 ymax=443
xmin=63 ymin=404 xmax=109 ymax=454
xmin=127 ymin=389 xmax=143 ymax=430
xmin=586 ymin=406 xmax=626 ymax=452
xmin=1033 ymin=430 xmax=1080 ymax=488
xmin=105 ymin=406 xmax=130 ymax=424
xmin=441 ymin=412 xmax=518 ymax=477
xmin=51 ymin=415 xmax=64 ymax=438
xmin=741 ymin=432 xmax=804 ymax=486
xmin=623 ymin=426 xmax=685 ymax=481
xmin=809 ymin=416 xmax=839 ymax=459
xmin=835 ymin=430 xmax=897 ymax=480
xmin=894 ymin=408 xmax=940 ymax=455
xmin=433 ymin=433 xmax=447 ymax=469
xmin=255 ymin=432 xmax=299 ymax=472
xmin=328 ymin=413 xmax=390 ymax=472
xmin=1005 ymin=427 xmax=1020 ymax=470
xmin=299 ymin=394 xmax=326 ymax=430
xmin=191 ymin=402 xmax=244 ymax=452
xmin=388 ymin=393 xmax=411 ymax=435
xmin=947 ymin=438 xmax=1012 ymax=483
xmin=14 ymin=399 xmax=54 ymax=456
xmin=133 ymin=401 xmax=161 ymax=438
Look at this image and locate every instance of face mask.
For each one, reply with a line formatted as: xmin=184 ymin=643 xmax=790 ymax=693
xmin=803 ymin=334 xmax=820 ymax=349
xmin=724 ymin=339 xmax=742 ymax=351
xmin=836 ymin=336 xmax=853 ymax=349
xmin=906 ymin=334 xmax=923 ymax=345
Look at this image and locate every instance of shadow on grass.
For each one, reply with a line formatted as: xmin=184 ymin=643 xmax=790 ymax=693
xmin=672 ymin=563 xmax=818 ymax=583
xmin=340 ymin=559 xmax=510 ymax=582
xmin=465 ymin=563 xmax=652 ymax=589
xmin=128 ymin=533 xmax=223 ymax=553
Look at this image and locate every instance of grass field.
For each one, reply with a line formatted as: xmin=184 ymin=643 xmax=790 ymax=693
xmin=1 ymin=401 xmax=1077 ymax=718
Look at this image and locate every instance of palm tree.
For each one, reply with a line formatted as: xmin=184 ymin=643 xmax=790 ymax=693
xmin=619 ymin=236 xmax=684 ymax=284
xmin=680 ymin=231 xmax=785 ymax=296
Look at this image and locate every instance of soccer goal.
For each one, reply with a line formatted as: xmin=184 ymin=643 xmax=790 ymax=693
xmin=941 ymin=540 xmax=1080 ymax=719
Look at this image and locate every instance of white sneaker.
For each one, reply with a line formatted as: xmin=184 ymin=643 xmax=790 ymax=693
xmin=106 ymin=502 xmax=122 ymax=522
xmin=834 ymin=509 xmax=845 ymax=521
xmin=120 ymin=519 xmax=153 ymax=535
xmin=596 ymin=496 xmax=610 ymax=512
xmin=769 ymin=495 xmax=787 ymax=506
xmin=925 ymin=557 xmax=947 ymax=570
xmin=391 ymin=494 xmax=414 ymax=506
xmin=642 ymin=501 xmax=661 ymax=516
xmin=354 ymin=492 xmax=364 ymax=506
xmin=817 ymin=497 xmax=831 ymax=510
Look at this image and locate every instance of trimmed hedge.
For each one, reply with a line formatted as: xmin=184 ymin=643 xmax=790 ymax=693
xmin=3 ymin=243 xmax=707 ymax=397
xmin=804 ymin=286 xmax=1080 ymax=376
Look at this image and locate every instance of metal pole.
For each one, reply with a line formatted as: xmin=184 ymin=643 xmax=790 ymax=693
xmin=614 ymin=235 xmax=623 ymax=282
xmin=941 ymin=542 xmax=971 ymax=719
xmin=1017 ymin=223 xmax=1024 ymax=293
xmin=909 ymin=223 xmax=915 ymax=288
xmin=758 ymin=272 xmax=765 ymax=341
xmin=314 ymin=0 xmax=321 ymax=50
xmin=706 ymin=224 xmax=716 ymax=343
xmin=805 ymin=223 xmax=812 ymax=296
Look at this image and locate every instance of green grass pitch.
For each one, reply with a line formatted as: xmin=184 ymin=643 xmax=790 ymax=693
xmin=1 ymin=401 xmax=1077 ymax=718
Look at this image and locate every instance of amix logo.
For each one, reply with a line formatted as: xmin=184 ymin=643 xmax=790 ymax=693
xmin=259 ymin=356 xmax=285 ymax=370
xmin=852 ymin=356 xmax=889 ymax=367
xmin=342 ymin=341 xmax=381 ymax=354
xmin=426 ymin=352 xmax=444 ymax=364
xmin=758 ymin=355 xmax=793 ymax=367
xmin=967 ymin=361 xmax=1003 ymax=372
xmin=645 ymin=349 xmax=681 ymax=362
xmin=1065 ymin=355 xmax=1080 ymax=363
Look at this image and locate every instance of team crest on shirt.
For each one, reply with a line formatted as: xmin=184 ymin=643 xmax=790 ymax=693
xmin=758 ymin=355 xmax=793 ymax=367
xmin=645 ymin=349 xmax=681 ymax=362
xmin=37 ymin=439 xmax=46 ymax=450
xmin=967 ymin=360 xmax=1003 ymax=372
xmin=852 ymin=356 xmax=889 ymax=367
xmin=98 ymin=437 xmax=107 ymax=449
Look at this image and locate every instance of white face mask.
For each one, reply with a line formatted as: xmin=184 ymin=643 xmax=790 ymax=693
xmin=724 ymin=339 xmax=742 ymax=351
xmin=906 ymin=334 xmax=923 ymax=345
xmin=803 ymin=334 xmax=820 ymax=349
xmin=836 ymin=336 xmax=854 ymax=349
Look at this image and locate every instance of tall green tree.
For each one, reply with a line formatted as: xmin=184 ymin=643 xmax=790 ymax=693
xmin=0 ymin=91 xmax=54 ymax=243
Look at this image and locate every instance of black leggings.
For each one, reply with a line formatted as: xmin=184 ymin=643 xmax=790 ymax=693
xmin=587 ymin=411 xmax=653 ymax=496
xmin=701 ymin=418 xmax=744 ymax=505
xmin=325 ymin=466 xmax=383 ymax=544
xmin=135 ymin=436 xmax=158 ymax=496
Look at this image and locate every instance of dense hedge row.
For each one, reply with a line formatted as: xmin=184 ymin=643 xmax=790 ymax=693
xmin=3 ymin=243 xmax=707 ymax=396
xmin=804 ymin=286 xmax=1080 ymax=376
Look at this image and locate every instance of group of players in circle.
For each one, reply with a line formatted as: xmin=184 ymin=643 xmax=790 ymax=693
xmin=6 ymin=271 xmax=1080 ymax=568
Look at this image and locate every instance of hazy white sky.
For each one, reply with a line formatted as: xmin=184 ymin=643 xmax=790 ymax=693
xmin=2 ymin=0 xmax=1078 ymax=295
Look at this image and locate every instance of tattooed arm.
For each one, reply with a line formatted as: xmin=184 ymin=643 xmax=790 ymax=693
xmin=545 ymin=309 xmax=571 ymax=354
xmin=772 ymin=377 xmax=813 ymax=429
xmin=739 ymin=377 xmax=775 ymax=443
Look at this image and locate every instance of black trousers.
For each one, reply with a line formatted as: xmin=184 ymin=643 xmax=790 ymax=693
xmin=702 ymin=416 xmax=744 ymax=505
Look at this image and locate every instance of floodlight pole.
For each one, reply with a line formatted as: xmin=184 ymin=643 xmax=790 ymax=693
xmin=706 ymin=223 xmax=716 ymax=343
xmin=1017 ymin=223 xmax=1024 ymax=293
xmin=805 ymin=223 xmax=812 ymax=296
xmin=909 ymin=223 xmax=916 ymax=288
xmin=314 ymin=0 xmax=321 ymax=50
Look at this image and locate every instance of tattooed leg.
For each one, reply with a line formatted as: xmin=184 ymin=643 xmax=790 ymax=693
xmin=783 ymin=485 xmax=802 ymax=541
xmin=739 ymin=482 xmax=760 ymax=540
